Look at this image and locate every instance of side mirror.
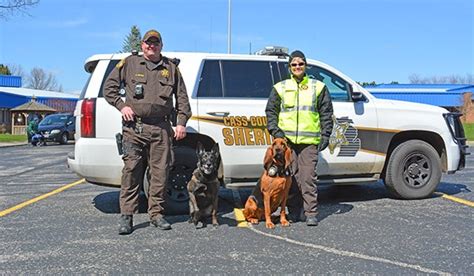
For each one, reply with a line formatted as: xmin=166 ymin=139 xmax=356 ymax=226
xmin=351 ymin=91 xmax=364 ymax=101
xmin=67 ymin=121 xmax=73 ymax=126
xmin=349 ymin=85 xmax=364 ymax=102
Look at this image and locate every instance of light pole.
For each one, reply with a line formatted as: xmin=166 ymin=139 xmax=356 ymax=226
xmin=227 ymin=0 xmax=231 ymax=54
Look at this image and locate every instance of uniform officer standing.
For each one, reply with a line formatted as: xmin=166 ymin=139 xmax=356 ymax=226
xmin=266 ymin=50 xmax=333 ymax=226
xmin=104 ymin=29 xmax=192 ymax=235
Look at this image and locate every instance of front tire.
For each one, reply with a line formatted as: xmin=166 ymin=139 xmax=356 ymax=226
xmin=143 ymin=146 xmax=197 ymax=215
xmin=60 ymin=132 xmax=68 ymax=144
xmin=384 ymin=140 xmax=441 ymax=199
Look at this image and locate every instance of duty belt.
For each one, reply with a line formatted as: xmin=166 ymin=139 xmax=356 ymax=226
xmin=141 ymin=116 xmax=168 ymax=125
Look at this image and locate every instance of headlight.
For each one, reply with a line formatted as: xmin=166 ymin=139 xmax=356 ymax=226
xmin=446 ymin=115 xmax=455 ymax=133
xmin=443 ymin=113 xmax=465 ymax=143
xmin=51 ymin=129 xmax=61 ymax=134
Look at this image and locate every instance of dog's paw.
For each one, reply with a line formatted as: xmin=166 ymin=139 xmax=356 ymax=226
xmin=281 ymin=219 xmax=290 ymax=227
xmin=194 ymin=221 xmax=204 ymax=229
xmin=265 ymin=221 xmax=275 ymax=229
xmin=249 ymin=218 xmax=259 ymax=225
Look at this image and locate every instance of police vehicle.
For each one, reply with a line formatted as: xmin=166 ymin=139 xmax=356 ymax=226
xmin=67 ymin=46 xmax=468 ymax=213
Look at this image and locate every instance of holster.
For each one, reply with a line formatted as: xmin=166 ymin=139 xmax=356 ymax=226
xmin=115 ymin=133 xmax=123 ymax=155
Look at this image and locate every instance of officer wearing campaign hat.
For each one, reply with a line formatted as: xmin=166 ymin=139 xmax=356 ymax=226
xmin=104 ymin=28 xmax=192 ymax=234
xmin=265 ymin=50 xmax=334 ymax=226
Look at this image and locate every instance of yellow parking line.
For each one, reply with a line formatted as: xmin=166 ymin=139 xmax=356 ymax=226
xmin=0 ymin=179 xmax=85 ymax=217
xmin=234 ymin=208 xmax=248 ymax=227
xmin=435 ymin=192 xmax=474 ymax=207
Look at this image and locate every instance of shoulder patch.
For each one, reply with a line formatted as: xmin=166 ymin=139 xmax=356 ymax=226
xmin=116 ymin=58 xmax=125 ymax=69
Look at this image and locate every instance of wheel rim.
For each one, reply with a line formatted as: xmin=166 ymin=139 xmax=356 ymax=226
xmin=166 ymin=164 xmax=193 ymax=202
xmin=62 ymin=133 xmax=68 ymax=143
xmin=402 ymin=152 xmax=432 ymax=188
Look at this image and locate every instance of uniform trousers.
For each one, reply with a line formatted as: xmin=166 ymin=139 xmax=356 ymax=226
xmin=287 ymin=143 xmax=319 ymax=217
xmin=120 ymin=121 xmax=172 ymax=220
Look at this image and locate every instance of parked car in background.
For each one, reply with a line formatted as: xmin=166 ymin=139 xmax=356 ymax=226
xmin=38 ymin=113 xmax=75 ymax=144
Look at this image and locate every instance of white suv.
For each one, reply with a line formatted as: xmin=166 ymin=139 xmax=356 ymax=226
xmin=67 ymin=49 xmax=468 ymax=213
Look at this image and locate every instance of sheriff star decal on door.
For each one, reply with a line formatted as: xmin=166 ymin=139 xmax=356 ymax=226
xmin=328 ymin=116 xmax=361 ymax=157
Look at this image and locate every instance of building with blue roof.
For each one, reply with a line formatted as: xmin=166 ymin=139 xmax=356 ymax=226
xmin=365 ymin=84 xmax=474 ymax=122
xmin=0 ymin=75 xmax=79 ymax=134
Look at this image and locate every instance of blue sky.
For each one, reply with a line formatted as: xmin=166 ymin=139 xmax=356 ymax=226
xmin=1 ymin=0 xmax=473 ymax=92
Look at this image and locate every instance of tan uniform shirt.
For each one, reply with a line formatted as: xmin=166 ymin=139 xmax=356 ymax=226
xmin=104 ymin=54 xmax=192 ymax=126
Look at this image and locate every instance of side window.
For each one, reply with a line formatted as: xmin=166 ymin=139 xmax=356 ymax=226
xmin=79 ymin=74 xmax=92 ymax=100
xmin=197 ymin=60 xmax=223 ymax=97
xmin=98 ymin=60 xmax=119 ymax=97
xmin=278 ymin=62 xmax=289 ymax=81
xmin=221 ymin=60 xmax=273 ymax=98
xmin=271 ymin=62 xmax=281 ymax=84
xmin=305 ymin=65 xmax=350 ymax=101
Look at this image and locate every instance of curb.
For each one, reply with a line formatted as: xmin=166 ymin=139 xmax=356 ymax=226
xmin=0 ymin=142 xmax=28 ymax=148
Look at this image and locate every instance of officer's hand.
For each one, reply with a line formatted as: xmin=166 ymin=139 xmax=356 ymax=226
xmin=318 ymin=136 xmax=329 ymax=152
xmin=121 ymin=106 xmax=135 ymax=121
xmin=174 ymin=125 xmax=186 ymax=141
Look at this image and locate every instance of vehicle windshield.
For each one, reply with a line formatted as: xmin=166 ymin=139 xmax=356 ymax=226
xmin=39 ymin=115 xmax=69 ymax=126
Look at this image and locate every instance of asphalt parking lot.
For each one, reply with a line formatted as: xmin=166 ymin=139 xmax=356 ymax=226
xmin=0 ymin=144 xmax=473 ymax=274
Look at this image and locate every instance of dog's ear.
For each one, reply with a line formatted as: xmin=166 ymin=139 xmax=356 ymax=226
xmin=196 ymin=141 xmax=204 ymax=156
xmin=263 ymin=146 xmax=273 ymax=170
xmin=211 ymin=143 xmax=220 ymax=157
xmin=284 ymin=146 xmax=292 ymax=170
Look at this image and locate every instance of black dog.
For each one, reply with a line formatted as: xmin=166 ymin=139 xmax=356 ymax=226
xmin=187 ymin=142 xmax=220 ymax=228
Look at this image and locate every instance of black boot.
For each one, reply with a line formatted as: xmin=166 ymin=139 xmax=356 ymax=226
xmin=118 ymin=215 xmax=133 ymax=235
xmin=306 ymin=216 xmax=319 ymax=226
xmin=288 ymin=208 xmax=306 ymax=223
xmin=150 ymin=217 xmax=171 ymax=230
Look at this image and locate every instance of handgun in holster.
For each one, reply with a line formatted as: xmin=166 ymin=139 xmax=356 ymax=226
xmin=170 ymin=108 xmax=177 ymax=127
xmin=116 ymin=133 xmax=123 ymax=155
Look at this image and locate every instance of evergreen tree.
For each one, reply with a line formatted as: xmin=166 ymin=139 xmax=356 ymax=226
xmin=122 ymin=25 xmax=142 ymax=53
xmin=0 ymin=64 xmax=11 ymax=75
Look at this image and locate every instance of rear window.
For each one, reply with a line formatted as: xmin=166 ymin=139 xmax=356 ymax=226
xmin=197 ymin=60 xmax=276 ymax=98
xmin=196 ymin=60 xmax=222 ymax=97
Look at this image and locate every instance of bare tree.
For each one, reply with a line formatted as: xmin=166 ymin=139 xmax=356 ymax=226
xmin=0 ymin=0 xmax=39 ymax=20
xmin=409 ymin=73 xmax=474 ymax=84
xmin=7 ymin=63 xmax=25 ymax=78
xmin=26 ymin=67 xmax=62 ymax=92
xmin=408 ymin=73 xmax=423 ymax=84
xmin=465 ymin=74 xmax=474 ymax=84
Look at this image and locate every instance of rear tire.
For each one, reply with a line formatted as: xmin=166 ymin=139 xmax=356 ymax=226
xmin=143 ymin=146 xmax=197 ymax=215
xmin=384 ymin=140 xmax=441 ymax=199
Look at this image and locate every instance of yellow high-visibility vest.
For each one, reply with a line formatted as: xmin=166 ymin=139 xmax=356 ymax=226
xmin=274 ymin=75 xmax=326 ymax=144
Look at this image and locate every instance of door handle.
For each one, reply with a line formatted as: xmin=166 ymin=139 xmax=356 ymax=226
xmin=206 ymin=111 xmax=230 ymax=117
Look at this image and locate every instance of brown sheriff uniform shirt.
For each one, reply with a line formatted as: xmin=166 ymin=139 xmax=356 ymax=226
xmin=103 ymin=54 xmax=191 ymax=126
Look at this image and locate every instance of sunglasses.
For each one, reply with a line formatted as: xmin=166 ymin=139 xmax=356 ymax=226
xmin=144 ymin=40 xmax=161 ymax=46
xmin=290 ymin=62 xmax=305 ymax=67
